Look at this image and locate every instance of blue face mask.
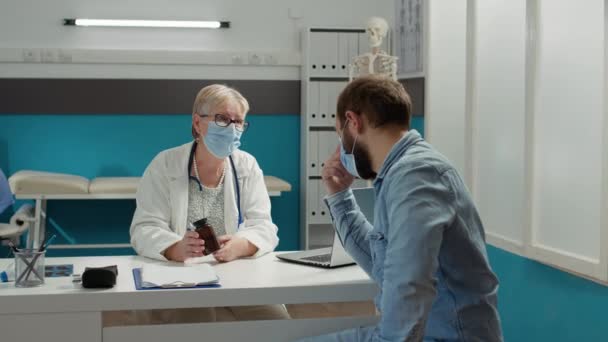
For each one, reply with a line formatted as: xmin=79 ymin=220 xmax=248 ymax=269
xmin=339 ymin=120 xmax=360 ymax=178
xmin=202 ymin=122 xmax=242 ymax=159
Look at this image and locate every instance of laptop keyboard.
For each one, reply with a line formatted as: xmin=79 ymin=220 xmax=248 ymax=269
xmin=301 ymin=254 xmax=332 ymax=264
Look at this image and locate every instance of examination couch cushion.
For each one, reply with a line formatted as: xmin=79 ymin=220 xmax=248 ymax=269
xmin=8 ymin=170 xmax=89 ymax=195
xmin=89 ymin=177 xmax=140 ymax=194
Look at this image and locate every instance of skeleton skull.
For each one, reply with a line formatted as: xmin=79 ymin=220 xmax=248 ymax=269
xmin=366 ymin=17 xmax=389 ymax=48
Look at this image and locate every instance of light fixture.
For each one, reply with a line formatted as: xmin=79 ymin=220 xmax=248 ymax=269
xmin=63 ymin=19 xmax=230 ymax=29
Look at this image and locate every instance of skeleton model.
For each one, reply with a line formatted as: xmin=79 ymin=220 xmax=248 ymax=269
xmin=349 ymin=17 xmax=398 ymax=81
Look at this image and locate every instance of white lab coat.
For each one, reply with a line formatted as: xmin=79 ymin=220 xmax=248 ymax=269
xmin=130 ymin=141 xmax=279 ymax=261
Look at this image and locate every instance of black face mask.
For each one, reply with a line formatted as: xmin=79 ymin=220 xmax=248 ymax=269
xmin=342 ymin=125 xmax=377 ymax=180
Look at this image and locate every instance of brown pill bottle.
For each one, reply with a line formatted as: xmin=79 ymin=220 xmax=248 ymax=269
xmin=193 ymin=218 xmax=221 ymax=255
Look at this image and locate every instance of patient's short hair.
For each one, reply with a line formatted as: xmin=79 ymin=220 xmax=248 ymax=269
xmin=337 ymin=75 xmax=411 ymax=130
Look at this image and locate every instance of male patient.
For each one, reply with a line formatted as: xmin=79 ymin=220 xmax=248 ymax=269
xmin=302 ymin=76 xmax=503 ymax=341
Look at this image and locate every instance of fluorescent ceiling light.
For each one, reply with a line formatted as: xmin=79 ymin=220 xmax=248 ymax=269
xmin=63 ymin=19 xmax=230 ymax=29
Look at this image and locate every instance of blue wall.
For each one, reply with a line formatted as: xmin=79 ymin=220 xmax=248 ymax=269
xmin=487 ymin=246 xmax=608 ymax=341
xmin=4 ymin=113 xmax=607 ymax=341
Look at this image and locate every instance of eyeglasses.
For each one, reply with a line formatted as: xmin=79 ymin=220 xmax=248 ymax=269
xmin=198 ymin=113 xmax=249 ymax=132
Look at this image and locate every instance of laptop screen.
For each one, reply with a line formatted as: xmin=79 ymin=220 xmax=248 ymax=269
xmin=351 ymin=187 xmax=375 ymax=222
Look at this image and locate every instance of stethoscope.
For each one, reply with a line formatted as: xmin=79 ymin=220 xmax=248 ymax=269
xmin=188 ymin=142 xmax=243 ymax=227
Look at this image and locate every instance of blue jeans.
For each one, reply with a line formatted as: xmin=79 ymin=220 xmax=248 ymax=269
xmin=297 ymin=326 xmax=377 ymax=342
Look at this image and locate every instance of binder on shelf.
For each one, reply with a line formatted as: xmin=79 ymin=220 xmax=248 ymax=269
xmin=338 ymin=33 xmax=350 ymax=77
xmin=318 ymin=131 xmax=335 ymax=168
xmin=318 ymin=82 xmax=330 ymax=127
xmin=323 ymin=32 xmax=339 ymax=77
xmin=317 ymin=131 xmax=327 ymax=170
xmin=326 ymin=82 xmax=337 ymax=127
xmin=309 ymin=32 xmax=325 ymax=77
xmin=308 ymin=179 xmax=320 ymax=224
xmin=308 ymin=131 xmax=320 ymax=177
xmin=310 ymin=32 xmax=339 ymax=77
xmin=326 ymin=131 xmax=338 ymax=163
xmin=318 ymin=180 xmax=330 ymax=223
xmin=309 ymin=81 xmax=320 ymax=126
xmin=329 ymin=82 xmax=347 ymax=126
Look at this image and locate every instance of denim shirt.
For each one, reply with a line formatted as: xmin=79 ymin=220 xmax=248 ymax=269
xmin=325 ymin=130 xmax=503 ymax=341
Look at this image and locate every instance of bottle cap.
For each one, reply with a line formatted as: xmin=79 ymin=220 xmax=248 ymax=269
xmin=192 ymin=217 xmax=208 ymax=228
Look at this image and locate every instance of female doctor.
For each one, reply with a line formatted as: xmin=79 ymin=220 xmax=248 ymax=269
xmin=124 ymin=84 xmax=288 ymax=324
xmin=130 ymin=84 xmax=278 ymax=263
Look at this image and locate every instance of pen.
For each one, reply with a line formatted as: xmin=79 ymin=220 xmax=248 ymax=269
xmin=39 ymin=234 xmax=57 ymax=251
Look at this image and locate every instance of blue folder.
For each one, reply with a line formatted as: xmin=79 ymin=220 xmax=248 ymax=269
xmin=132 ymin=268 xmax=221 ymax=291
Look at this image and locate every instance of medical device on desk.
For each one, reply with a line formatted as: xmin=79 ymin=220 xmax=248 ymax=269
xmin=0 ymin=204 xmax=35 ymax=240
xmin=0 ymin=203 xmax=36 ymax=281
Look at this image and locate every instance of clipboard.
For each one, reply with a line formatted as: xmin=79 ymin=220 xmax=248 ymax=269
xmin=132 ymin=268 xmax=221 ymax=291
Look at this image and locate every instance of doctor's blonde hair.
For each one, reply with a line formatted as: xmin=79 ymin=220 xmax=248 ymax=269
xmin=191 ymin=84 xmax=250 ymax=138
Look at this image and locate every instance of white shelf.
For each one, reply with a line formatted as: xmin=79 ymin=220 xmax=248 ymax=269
xmin=0 ymin=47 xmax=301 ymax=66
xmin=300 ymin=27 xmax=390 ymax=249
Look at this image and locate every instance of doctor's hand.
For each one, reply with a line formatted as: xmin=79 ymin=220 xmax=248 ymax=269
xmin=164 ymin=231 xmax=205 ymax=262
xmin=322 ymin=146 xmax=354 ymax=195
xmin=213 ymin=235 xmax=258 ymax=262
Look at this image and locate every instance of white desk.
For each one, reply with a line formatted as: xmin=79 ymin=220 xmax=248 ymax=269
xmin=0 ymin=253 xmax=378 ymax=342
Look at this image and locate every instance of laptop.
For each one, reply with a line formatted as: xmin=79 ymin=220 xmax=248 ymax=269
xmin=277 ymin=187 xmax=375 ymax=268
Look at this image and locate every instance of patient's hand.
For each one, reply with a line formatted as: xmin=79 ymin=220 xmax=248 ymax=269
xmin=322 ymin=146 xmax=354 ymax=195
xmin=213 ymin=235 xmax=258 ymax=262
xmin=164 ymin=231 xmax=205 ymax=262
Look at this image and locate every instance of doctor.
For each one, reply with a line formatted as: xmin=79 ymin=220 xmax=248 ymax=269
xmin=122 ymin=85 xmax=287 ymax=325
xmin=131 ymin=84 xmax=278 ymax=263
